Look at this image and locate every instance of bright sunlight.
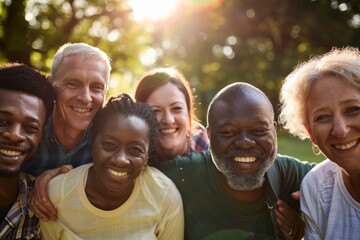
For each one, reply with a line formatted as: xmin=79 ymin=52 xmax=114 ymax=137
xmin=129 ymin=0 xmax=181 ymax=22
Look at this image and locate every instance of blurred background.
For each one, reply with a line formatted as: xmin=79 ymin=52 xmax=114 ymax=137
xmin=1 ymin=0 xmax=358 ymax=163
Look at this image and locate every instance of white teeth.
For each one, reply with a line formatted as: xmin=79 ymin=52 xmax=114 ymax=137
xmin=73 ymin=107 xmax=91 ymax=113
xmin=234 ymin=157 xmax=256 ymax=163
xmin=108 ymin=168 xmax=128 ymax=177
xmin=334 ymin=140 xmax=358 ymax=150
xmin=161 ymin=128 xmax=176 ymax=134
xmin=0 ymin=149 xmax=22 ymax=156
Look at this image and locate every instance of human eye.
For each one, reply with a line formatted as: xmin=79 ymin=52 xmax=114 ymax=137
xmin=151 ymin=108 xmax=161 ymax=114
xmin=66 ymin=81 xmax=78 ymax=89
xmin=91 ymin=83 xmax=105 ymax=93
xmin=172 ymin=105 xmax=183 ymax=112
xmin=24 ymin=123 xmax=40 ymax=134
xmin=102 ymin=141 xmax=116 ymax=150
xmin=129 ymin=146 xmax=146 ymax=156
xmin=345 ymin=105 xmax=360 ymax=115
xmin=0 ymin=118 xmax=8 ymax=127
xmin=218 ymin=129 xmax=235 ymax=137
xmin=252 ymin=127 xmax=270 ymax=136
xmin=314 ymin=114 xmax=331 ymax=123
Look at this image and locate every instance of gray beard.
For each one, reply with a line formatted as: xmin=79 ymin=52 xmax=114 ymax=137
xmin=211 ymin=150 xmax=275 ymax=191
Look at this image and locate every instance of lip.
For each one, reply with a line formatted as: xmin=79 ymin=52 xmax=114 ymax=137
xmin=0 ymin=146 xmax=25 ymax=161
xmin=332 ymin=139 xmax=359 ymax=150
xmin=107 ymin=167 xmax=129 ymax=181
xmin=159 ymin=128 xmax=178 ymax=135
xmin=71 ymin=106 xmax=93 ymax=114
xmin=234 ymin=156 xmax=257 ymax=163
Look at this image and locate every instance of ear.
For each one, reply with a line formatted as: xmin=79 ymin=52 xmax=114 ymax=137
xmin=206 ymin=127 xmax=211 ymax=138
xmin=305 ymin=125 xmax=316 ymax=144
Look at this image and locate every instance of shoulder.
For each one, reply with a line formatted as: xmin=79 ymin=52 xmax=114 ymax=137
xmin=301 ymin=160 xmax=337 ymax=187
xmin=48 ymin=164 xmax=91 ymax=201
xmin=140 ymin=166 xmax=182 ymax=203
xmin=159 ymin=150 xmax=211 ymax=172
xmin=275 ymin=154 xmax=316 ymax=173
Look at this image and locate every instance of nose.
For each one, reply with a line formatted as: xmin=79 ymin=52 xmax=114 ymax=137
xmin=234 ymin=131 xmax=256 ymax=149
xmin=2 ymin=124 xmax=26 ymax=143
xmin=331 ymin=115 xmax=349 ymax=138
xmin=161 ymin=110 xmax=175 ymax=125
xmin=77 ymin=87 xmax=92 ymax=103
xmin=112 ymin=149 xmax=130 ymax=165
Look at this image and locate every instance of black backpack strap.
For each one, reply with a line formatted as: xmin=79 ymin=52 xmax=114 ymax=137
xmin=267 ymin=161 xmax=280 ymax=198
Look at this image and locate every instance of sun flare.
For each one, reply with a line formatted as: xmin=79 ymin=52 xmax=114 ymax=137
xmin=129 ymin=0 xmax=181 ymax=21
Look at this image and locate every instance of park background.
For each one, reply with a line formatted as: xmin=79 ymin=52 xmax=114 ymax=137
xmin=1 ymin=0 xmax=359 ymax=163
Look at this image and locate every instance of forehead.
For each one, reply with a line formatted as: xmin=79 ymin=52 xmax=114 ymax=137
xmin=307 ymin=76 xmax=360 ymax=107
xmin=147 ymin=82 xmax=187 ymax=106
xmin=55 ymin=55 xmax=108 ymax=81
xmin=210 ymin=93 xmax=274 ymax=127
xmin=97 ymin=114 xmax=150 ymax=141
xmin=0 ymin=89 xmax=46 ymax=123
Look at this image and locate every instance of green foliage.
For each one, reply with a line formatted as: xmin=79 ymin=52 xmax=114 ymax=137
xmin=0 ymin=0 xmax=359 ymax=123
xmin=277 ymin=130 xmax=325 ymax=164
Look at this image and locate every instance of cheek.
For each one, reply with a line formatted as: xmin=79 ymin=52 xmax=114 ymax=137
xmin=93 ymin=94 xmax=105 ymax=107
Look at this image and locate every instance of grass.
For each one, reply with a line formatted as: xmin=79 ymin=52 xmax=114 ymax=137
xmin=277 ymin=130 xmax=325 ymax=164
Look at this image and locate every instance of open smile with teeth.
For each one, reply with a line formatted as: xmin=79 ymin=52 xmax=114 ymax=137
xmin=334 ymin=140 xmax=358 ymax=150
xmin=0 ymin=148 xmax=22 ymax=157
xmin=73 ymin=107 xmax=91 ymax=113
xmin=234 ymin=156 xmax=256 ymax=163
xmin=108 ymin=168 xmax=128 ymax=177
xmin=161 ymin=128 xmax=177 ymax=134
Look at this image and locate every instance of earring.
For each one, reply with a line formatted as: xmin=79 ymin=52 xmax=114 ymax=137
xmin=312 ymin=143 xmax=321 ymax=156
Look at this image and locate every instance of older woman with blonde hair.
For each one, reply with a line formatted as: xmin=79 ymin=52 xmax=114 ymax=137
xmin=279 ymin=47 xmax=360 ymax=239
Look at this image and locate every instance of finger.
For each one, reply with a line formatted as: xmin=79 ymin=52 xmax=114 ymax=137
xmin=291 ymin=191 xmax=300 ymax=200
xmin=59 ymin=164 xmax=73 ymax=173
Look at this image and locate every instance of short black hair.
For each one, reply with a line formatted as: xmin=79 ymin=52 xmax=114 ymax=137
xmin=0 ymin=63 xmax=54 ymax=120
xmin=92 ymin=93 xmax=159 ymax=155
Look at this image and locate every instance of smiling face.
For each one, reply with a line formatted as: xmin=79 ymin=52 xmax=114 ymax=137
xmin=91 ymin=114 xmax=149 ymax=195
xmin=0 ymin=89 xmax=46 ymax=176
xmin=208 ymin=89 xmax=277 ymax=191
xmin=52 ymin=55 xmax=107 ymax=132
xmin=306 ymin=76 xmax=360 ymax=172
xmin=146 ymin=82 xmax=189 ymax=159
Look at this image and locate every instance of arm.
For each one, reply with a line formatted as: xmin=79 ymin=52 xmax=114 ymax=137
xmin=28 ymin=165 xmax=72 ymax=221
xmin=276 ymin=195 xmax=304 ymax=240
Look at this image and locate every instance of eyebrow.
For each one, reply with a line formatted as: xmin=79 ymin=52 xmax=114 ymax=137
xmin=0 ymin=110 xmax=42 ymax=124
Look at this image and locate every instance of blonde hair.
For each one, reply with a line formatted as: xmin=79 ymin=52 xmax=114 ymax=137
xmin=279 ymin=47 xmax=360 ymax=140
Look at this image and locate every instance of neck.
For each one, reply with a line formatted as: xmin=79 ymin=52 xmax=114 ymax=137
xmin=85 ymin=167 xmax=133 ymax=210
xmin=0 ymin=175 xmax=20 ymax=208
xmin=216 ymin=170 xmax=265 ymax=203
xmin=155 ymin=141 xmax=189 ymax=162
xmin=342 ymin=169 xmax=360 ymax=202
xmin=53 ymin=112 xmax=86 ymax=151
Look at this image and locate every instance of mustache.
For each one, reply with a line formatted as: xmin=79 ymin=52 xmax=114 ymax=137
xmin=223 ymin=148 xmax=263 ymax=159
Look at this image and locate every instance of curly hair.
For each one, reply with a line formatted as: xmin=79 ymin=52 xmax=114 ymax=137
xmin=92 ymin=93 xmax=159 ymax=155
xmin=0 ymin=63 xmax=55 ymax=120
xmin=279 ymin=47 xmax=360 ymax=140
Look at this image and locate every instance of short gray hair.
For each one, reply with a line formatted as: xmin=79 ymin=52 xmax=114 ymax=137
xmin=51 ymin=42 xmax=111 ymax=82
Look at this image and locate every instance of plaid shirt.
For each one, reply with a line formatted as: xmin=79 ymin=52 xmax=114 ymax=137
xmin=24 ymin=115 xmax=92 ymax=176
xmin=190 ymin=121 xmax=209 ymax=153
xmin=0 ymin=173 xmax=40 ymax=239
